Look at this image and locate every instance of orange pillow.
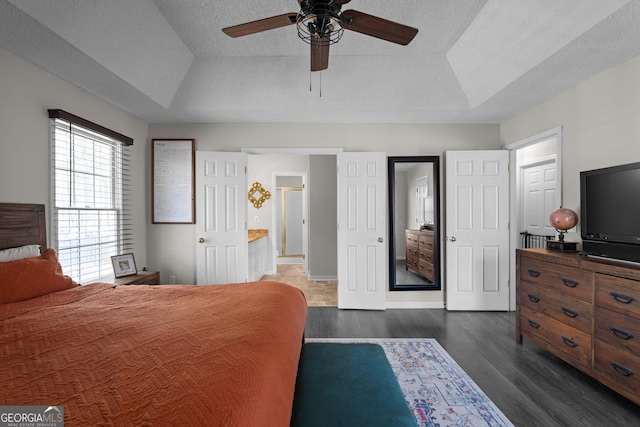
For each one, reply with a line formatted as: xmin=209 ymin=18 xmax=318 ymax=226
xmin=0 ymin=248 xmax=78 ymax=304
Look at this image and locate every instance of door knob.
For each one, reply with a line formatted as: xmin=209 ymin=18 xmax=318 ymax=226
xmin=198 ymin=238 xmax=205 ymax=243
xmin=449 ymin=236 xmax=457 ymax=242
xmin=378 ymin=237 xmax=384 ymax=243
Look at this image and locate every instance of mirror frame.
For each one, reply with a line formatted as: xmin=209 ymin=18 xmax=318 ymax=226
xmin=388 ymin=156 xmax=441 ymax=291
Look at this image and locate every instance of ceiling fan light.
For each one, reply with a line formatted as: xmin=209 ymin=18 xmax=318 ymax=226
xmin=296 ymin=12 xmax=344 ymax=45
xmin=325 ymin=23 xmax=334 ymax=34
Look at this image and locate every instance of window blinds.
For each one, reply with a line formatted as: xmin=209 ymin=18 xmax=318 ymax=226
xmin=49 ymin=111 xmax=133 ymax=284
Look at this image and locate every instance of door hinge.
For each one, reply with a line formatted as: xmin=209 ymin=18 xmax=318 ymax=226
xmin=508 ymin=279 xmax=511 ymax=288
xmin=244 ymin=166 xmax=247 ymax=174
xmin=507 ymin=164 xmax=511 ymax=173
xmin=302 ymin=219 xmax=305 ymax=225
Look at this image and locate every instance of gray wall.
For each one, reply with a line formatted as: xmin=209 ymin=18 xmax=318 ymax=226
xmin=308 ymin=155 xmax=337 ymax=279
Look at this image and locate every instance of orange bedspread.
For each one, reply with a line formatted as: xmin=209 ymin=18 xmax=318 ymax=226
xmin=0 ymin=281 xmax=307 ymax=426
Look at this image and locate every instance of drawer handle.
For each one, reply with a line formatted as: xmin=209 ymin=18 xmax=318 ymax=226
xmin=527 ymin=294 xmax=540 ymax=303
xmin=528 ymin=269 xmax=541 ymax=278
xmin=527 ymin=319 xmax=540 ymax=329
xmin=610 ymin=361 xmax=634 ymax=377
xmin=561 ymin=278 xmax=579 ymax=288
xmin=561 ymin=307 xmax=579 ymax=318
xmin=561 ymin=336 xmax=579 ymax=348
xmin=609 ymin=326 xmax=634 ymax=340
xmin=610 ymin=292 xmax=636 ymax=304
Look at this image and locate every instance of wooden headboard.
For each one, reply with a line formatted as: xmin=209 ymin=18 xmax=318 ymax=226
xmin=0 ymin=203 xmax=47 ymax=251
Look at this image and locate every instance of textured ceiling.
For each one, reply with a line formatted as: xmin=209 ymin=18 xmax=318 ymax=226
xmin=2 ymin=0 xmax=640 ymax=124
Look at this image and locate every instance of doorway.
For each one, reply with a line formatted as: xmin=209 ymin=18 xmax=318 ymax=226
xmin=274 ymin=174 xmax=305 ymax=265
xmin=245 ymin=151 xmax=340 ymax=306
xmin=507 ymin=127 xmax=563 ymax=310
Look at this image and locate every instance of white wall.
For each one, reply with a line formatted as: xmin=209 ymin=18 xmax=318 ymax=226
xmin=148 ymin=123 xmax=502 ymax=306
xmin=502 ymin=54 xmax=640 ymax=218
xmin=0 ymin=48 xmax=149 ymax=269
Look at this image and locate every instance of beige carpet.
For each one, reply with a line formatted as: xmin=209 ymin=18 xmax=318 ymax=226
xmin=262 ymin=264 xmax=337 ymax=307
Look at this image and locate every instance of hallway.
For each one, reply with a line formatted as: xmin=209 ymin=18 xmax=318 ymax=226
xmin=263 ymin=264 xmax=337 ymax=307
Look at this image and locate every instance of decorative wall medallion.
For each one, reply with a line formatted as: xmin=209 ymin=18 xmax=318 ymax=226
xmin=248 ymin=182 xmax=271 ymax=208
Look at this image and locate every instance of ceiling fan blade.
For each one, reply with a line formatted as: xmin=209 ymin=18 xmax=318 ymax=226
xmin=336 ymin=0 xmax=352 ymax=4
xmin=222 ymin=13 xmax=297 ymax=38
xmin=342 ymin=10 xmax=418 ymax=45
xmin=310 ymin=36 xmax=330 ymax=72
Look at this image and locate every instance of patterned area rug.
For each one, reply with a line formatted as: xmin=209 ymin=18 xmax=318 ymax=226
xmin=306 ymin=338 xmax=513 ymax=427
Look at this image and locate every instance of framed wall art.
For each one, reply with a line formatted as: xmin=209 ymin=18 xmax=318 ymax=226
xmin=152 ymin=139 xmax=195 ymax=223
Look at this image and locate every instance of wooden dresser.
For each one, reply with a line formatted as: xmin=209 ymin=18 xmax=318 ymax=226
xmin=516 ymin=249 xmax=640 ymax=405
xmin=405 ymin=229 xmax=435 ymax=281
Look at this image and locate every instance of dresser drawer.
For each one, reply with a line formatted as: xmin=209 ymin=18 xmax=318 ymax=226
xmin=595 ymin=306 xmax=640 ymax=355
xmin=406 ymin=243 xmax=418 ymax=259
xmin=406 ymin=231 xmax=419 ymax=246
xmin=520 ymin=257 xmax=594 ymax=301
xmin=595 ymin=273 xmax=640 ymax=318
xmin=418 ymin=246 xmax=434 ymax=263
xmin=520 ymin=281 xmax=593 ymax=333
xmin=417 ymin=259 xmax=434 ymax=281
xmin=418 ymin=233 xmax=434 ymax=251
xmin=406 ymin=241 xmax=418 ymax=270
xmin=520 ymin=305 xmax=592 ymax=367
xmin=595 ymin=339 xmax=640 ymax=397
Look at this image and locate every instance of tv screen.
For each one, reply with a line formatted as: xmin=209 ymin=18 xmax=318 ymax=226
xmin=581 ymin=161 xmax=640 ymax=262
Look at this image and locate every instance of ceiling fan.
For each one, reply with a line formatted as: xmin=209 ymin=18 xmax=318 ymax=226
xmin=222 ymin=0 xmax=418 ymax=72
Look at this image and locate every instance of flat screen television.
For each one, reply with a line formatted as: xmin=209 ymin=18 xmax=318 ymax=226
xmin=580 ymin=161 xmax=640 ymax=263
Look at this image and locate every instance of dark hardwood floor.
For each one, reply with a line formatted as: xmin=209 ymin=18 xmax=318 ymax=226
xmin=305 ymin=308 xmax=640 ymax=427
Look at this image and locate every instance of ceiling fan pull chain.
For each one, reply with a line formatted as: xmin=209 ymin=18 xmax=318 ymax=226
xmin=320 ymin=71 xmax=322 ymax=98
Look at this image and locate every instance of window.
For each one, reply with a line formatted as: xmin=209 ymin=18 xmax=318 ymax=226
xmin=49 ymin=110 xmax=133 ymax=284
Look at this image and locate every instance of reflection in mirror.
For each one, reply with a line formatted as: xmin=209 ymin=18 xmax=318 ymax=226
xmin=388 ymin=156 xmax=441 ymax=291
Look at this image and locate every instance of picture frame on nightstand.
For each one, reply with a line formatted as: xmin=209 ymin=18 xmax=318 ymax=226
xmin=111 ymin=253 xmax=137 ymax=278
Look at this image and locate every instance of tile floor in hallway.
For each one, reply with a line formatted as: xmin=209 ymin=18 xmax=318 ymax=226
xmin=262 ymin=264 xmax=337 ymax=307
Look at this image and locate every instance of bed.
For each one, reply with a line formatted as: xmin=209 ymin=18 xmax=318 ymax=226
xmin=0 ymin=203 xmax=308 ymax=426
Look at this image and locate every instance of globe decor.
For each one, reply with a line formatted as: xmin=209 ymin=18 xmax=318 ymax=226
xmin=547 ymin=208 xmax=578 ymax=251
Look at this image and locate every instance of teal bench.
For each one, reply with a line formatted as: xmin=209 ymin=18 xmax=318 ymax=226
xmin=290 ymin=342 xmax=418 ymax=427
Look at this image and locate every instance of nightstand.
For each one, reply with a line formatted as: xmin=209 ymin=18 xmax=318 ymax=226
xmin=113 ymin=271 xmax=160 ymax=285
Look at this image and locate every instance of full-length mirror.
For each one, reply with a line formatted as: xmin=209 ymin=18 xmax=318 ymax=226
xmin=388 ymin=156 xmax=441 ymax=291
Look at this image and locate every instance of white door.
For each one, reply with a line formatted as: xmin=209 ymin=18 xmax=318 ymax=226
xmin=196 ymin=151 xmax=247 ymax=285
xmin=337 ymin=152 xmax=387 ymax=310
xmin=521 ymin=159 xmax=558 ymax=237
xmin=445 ymin=150 xmax=510 ymax=310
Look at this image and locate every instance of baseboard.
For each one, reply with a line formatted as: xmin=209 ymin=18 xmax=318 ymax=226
xmin=276 ymin=259 xmax=303 ymax=265
xmin=308 ymin=275 xmax=337 ymax=281
xmin=385 ymin=301 xmax=445 ymax=309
